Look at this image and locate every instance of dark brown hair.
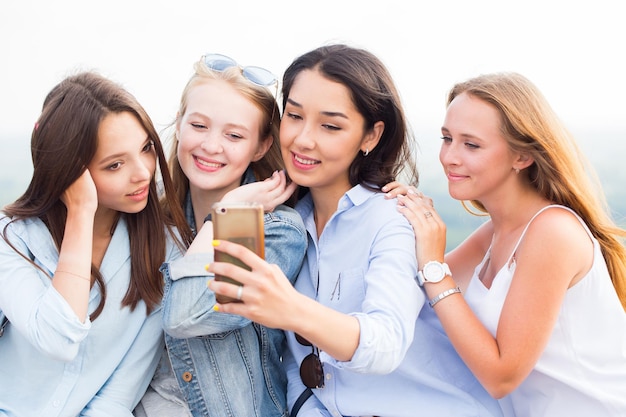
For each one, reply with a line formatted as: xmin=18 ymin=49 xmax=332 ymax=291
xmin=281 ymin=44 xmax=419 ymax=192
xmin=2 ymin=71 xmax=192 ymax=319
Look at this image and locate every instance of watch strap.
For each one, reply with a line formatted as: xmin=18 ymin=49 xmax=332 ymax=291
xmin=416 ymin=271 xmax=426 ymax=286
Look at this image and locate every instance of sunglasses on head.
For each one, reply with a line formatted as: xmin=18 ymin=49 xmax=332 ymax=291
xmin=202 ymin=53 xmax=279 ymax=126
xmin=295 ymin=333 xmax=325 ymax=389
xmin=202 ymin=53 xmax=278 ymax=88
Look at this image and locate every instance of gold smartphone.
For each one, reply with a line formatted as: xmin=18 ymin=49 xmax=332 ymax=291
xmin=211 ymin=202 xmax=265 ymax=303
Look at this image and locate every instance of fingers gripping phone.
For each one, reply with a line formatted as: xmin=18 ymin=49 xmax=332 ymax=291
xmin=211 ymin=202 xmax=265 ymax=303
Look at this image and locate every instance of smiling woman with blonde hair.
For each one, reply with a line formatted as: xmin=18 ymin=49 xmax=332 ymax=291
xmin=135 ymin=53 xmax=307 ymax=417
xmin=395 ymin=71 xmax=626 ymax=416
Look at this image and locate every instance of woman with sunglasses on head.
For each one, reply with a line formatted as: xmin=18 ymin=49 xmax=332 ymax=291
xmin=206 ymin=44 xmax=503 ymax=417
xmin=134 ymin=55 xmax=307 ymax=417
xmin=392 ymin=72 xmax=626 ymax=416
xmin=0 ymin=72 xmax=192 ymax=416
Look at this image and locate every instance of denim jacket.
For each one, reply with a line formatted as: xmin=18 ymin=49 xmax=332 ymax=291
xmin=161 ymin=175 xmax=307 ymax=417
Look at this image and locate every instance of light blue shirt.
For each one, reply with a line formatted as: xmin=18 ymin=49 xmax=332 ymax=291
xmin=0 ymin=215 xmax=182 ymax=417
xmin=285 ymin=186 xmax=503 ymax=417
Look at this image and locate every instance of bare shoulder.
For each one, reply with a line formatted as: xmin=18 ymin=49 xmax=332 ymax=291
xmin=525 ymin=206 xmax=590 ymax=244
xmin=518 ymin=206 xmax=593 ymax=280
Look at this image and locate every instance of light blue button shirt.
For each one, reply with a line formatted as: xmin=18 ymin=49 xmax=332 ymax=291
xmin=0 ymin=216 xmax=182 ymax=417
xmin=285 ymin=186 xmax=503 ymax=417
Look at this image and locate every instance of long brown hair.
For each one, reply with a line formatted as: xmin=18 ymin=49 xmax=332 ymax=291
xmin=2 ymin=71 xmax=192 ymax=319
xmin=448 ymin=72 xmax=626 ymax=310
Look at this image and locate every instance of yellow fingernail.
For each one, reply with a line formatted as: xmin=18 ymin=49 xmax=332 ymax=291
xmin=212 ymin=240 xmax=221 ymax=247
xmin=212 ymin=305 xmax=220 ymax=312
xmin=205 ymin=263 xmax=211 ymax=271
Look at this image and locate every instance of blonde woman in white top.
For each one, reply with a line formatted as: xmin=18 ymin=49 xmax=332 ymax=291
xmin=390 ymin=72 xmax=626 ymax=416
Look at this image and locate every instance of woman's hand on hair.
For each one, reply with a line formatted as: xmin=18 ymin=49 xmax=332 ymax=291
xmin=222 ymin=170 xmax=297 ymax=212
xmin=61 ymin=169 xmax=98 ymax=215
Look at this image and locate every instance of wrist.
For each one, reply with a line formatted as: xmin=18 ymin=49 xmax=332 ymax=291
xmin=65 ymin=205 xmax=96 ymax=222
xmin=416 ymin=260 xmax=451 ymax=286
xmin=422 ymin=276 xmax=456 ymax=297
xmin=429 ymin=286 xmax=461 ymax=308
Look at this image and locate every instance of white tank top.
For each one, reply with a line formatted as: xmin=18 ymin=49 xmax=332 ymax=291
xmin=464 ymin=205 xmax=626 ymax=417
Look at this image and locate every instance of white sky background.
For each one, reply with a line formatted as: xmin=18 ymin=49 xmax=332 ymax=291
xmin=1 ymin=0 xmax=624 ymax=200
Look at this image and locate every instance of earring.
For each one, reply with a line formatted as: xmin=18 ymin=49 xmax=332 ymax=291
xmin=363 ymin=148 xmax=369 ymax=157
xmin=515 ymin=168 xmax=520 ymax=174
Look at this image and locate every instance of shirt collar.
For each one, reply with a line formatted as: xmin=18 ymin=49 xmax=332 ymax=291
xmin=344 ymin=184 xmax=377 ymax=207
xmin=296 ymin=184 xmax=378 ymax=220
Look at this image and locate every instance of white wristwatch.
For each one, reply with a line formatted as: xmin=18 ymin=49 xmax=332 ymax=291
xmin=416 ymin=261 xmax=451 ymax=286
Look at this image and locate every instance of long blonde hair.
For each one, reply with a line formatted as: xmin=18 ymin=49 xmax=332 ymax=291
xmin=165 ymin=59 xmax=288 ymax=210
xmin=448 ymin=72 xmax=626 ymax=310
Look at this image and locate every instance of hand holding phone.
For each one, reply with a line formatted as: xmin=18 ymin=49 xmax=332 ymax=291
xmin=211 ymin=202 xmax=264 ymax=303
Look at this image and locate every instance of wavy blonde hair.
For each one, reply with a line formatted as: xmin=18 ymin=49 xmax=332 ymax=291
xmin=448 ymin=72 xmax=626 ymax=310
xmin=164 ymin=59 xmax=289 ymax=210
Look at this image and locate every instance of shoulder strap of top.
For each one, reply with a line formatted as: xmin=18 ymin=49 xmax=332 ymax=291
xmin=507 ymin=204 xmax=593 ymax=264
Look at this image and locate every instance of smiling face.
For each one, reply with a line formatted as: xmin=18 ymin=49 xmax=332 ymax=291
xmin=176 ymin=79 xmax=270 ymax=201
xmin=440 ymin=92 xmax=520 ymax=203
xmin=88 ymin=111 xmax=156 ymax=215
xmin=280 ymin=69 xmax=379 ymax=196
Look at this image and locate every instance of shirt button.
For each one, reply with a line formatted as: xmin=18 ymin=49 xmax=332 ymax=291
xmin=52 ymin=400 xmax=60 ymax=407
xmin=182 ymin=371 xmax=193 ymax=382
xmin=326 ymin=373 xmax=332 ymax=380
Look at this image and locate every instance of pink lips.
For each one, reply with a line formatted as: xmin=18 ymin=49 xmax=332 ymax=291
xmin=291 ymin=152 xmax=320 ymax=170
xmin=446 ymin=171 xmax=468 ymax=182
xmin=194 ymin=155 xmax=225 ymax=172
xmin=127 ymin=186 xmax=149 ymax=202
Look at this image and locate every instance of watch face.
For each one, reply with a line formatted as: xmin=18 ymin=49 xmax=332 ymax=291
xmin=424 ymin=262 xmax=445 ymax=282
xmin=417 ymin=261 xmax=450 ymax=286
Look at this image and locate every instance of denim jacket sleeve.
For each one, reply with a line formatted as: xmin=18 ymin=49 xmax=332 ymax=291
xmin=162 ymin=205 xmax=307 ymax=338
xmin=265 ymin=206 xmax=307 ymax=285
